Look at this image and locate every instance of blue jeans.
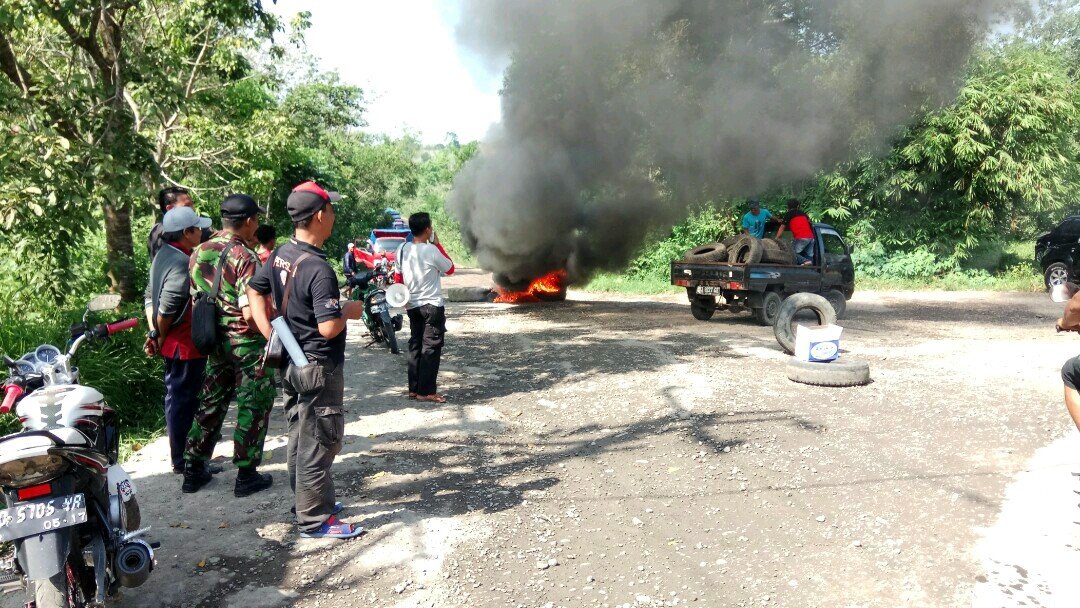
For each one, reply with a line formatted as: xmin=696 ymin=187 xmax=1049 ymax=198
xmin=792 ymin=238 xmax=815 ymax=265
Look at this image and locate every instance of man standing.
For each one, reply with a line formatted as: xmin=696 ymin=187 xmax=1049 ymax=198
xmin=248 ymin=181 xmax=365 ymax=539
xmin=398 ymin=212 xmax=455 ymax=404
xmin=776 ymin=198 xmax=816 ymax=266
xmin=342 ymin=242 xmax=358 ymax=298
xmin=741 ymin=199 xmax=773 ymax=239
xmin=182 ymin=194 xmax=275 ymax=497
xmin=148 ymin=187 xmax=212 ymax=259
xmin=143 ymin=207 xmax=212 ymax=474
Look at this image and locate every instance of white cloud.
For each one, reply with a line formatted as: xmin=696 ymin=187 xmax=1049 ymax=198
xmin=270 ymin=0 xmax=501 ymax=143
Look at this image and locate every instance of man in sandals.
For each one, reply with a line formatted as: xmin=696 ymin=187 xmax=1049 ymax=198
xmin=398 ymin=212 xmax=455 ymax=403
xmin=248 ymin=181 xmax=366 ymax=539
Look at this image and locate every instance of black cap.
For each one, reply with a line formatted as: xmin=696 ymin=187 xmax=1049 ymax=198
xmin=221 ymin=194 xmax=265 ymax=220
xmin=287 ymin=181 xmax=342 ymax=222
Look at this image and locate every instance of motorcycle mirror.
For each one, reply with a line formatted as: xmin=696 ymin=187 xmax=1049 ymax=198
xmin=1051 ymin=282 xmax=1079 ymax=303
xmin=88 ymin=294 xmax=122 ymax=313
xmin=2 ymin=355 xmax=15 ymax=369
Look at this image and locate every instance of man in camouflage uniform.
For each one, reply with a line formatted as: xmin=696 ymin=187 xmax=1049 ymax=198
xmin=182 ymin=194 xmax=276 ymax=497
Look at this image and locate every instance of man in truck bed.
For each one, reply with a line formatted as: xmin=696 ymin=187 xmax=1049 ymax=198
xmin=776 ymin=198 xmax=815 ymax=266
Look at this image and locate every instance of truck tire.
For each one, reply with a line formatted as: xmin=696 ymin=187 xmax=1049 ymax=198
xmin=786 ymin=359 xmax=870 ymax=387
xmin=730 ymin=236 xmax=763 ymax=264
xmin=691 ymin=298 xmax=716 ymax=321
xmin=753 ymin=291 xmax=783 ymax=326
xmin=822 ymin=289 xmax=847 ymax=320
xmin=774 ymin=293 xmax=836 ymax=354
xmin=721 ymin=235 xmax=742 ymax=250
xmin=683 ymin=243 xmax=728 ymax=263
xmin=761 ymin=238 xmax=794 ymax=264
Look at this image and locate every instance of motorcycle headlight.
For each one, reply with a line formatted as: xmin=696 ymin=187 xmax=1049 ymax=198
xmin=0 ymin=455 xmax=69 ymax=488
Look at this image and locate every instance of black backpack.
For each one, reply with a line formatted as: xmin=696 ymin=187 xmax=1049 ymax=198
xmin=191 ymin=248 xmax=230 ymax=356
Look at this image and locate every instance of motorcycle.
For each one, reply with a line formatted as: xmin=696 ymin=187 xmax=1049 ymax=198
xmin=348 ymin=259 xmax=404 ymax=355
xmin=0 ymin=295 xmax=155 ymax=608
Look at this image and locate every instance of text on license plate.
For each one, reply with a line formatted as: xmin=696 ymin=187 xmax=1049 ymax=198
xmin=697 ymin=286 xmax=724 ymax=296
xmin=0 ymin=494 xmax=87 ymax=542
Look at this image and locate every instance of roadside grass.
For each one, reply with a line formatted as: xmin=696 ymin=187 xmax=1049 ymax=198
xmin=584 ymin=272 xmax=681 ymax=294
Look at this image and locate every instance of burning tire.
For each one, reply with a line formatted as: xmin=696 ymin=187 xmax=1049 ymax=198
xmin=773 ymin=293 xmax=836 ymax=354
xmin=730 ymin=236 xmax=763 ymax=264
xmin=683 ymin=242 xmax=728 ymax=263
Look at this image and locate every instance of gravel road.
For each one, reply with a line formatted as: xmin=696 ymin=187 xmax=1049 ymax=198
xmin=7 ymin=289 xmax=1077 ymax=608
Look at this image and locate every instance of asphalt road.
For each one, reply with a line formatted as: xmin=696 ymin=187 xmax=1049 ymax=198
xmin=6 ymin=289 xmax=1077 ymax=608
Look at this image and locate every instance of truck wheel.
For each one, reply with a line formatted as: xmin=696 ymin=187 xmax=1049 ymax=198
xmin=822 ymin=289 xmax=847 ymax=320
xmin=1045 ymin=262 xmax=1071 ymax=290
xmin=761 ymin=238 xmax=794 ymax=264
xmin=774 ymin=293 xmax=836 ymax=354
xmin=786 ymin=359 xmax=870 ymax=387
xmin=753 ymin=291 xmax=783 ymax=326
xmin=730 ymin=236 xmax=763 ymax=264
xmin=721 ymin=235 xmax=742 ymax=250
xmin=683 ymin=243 xmax=727 ymax=263
xmin=690 ymin=298 xmax=716 ymax=321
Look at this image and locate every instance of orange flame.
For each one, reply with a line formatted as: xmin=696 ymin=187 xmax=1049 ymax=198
xmin=494 ymin=270 xmax=568 ymax=304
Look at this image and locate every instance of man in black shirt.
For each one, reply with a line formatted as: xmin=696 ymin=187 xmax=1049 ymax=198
xmin=148 ymin=187 xmax=213 ymax=259
xmin=248 ymin=181 xmax=365 ymax=539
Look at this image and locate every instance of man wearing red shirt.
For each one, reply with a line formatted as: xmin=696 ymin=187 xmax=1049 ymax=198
xmin=776 ymin=198 xmax=816 ymax=266
xmin=143 ymin=207 xmax=213 ymax=474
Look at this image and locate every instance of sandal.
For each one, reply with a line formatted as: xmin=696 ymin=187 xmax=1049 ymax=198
xmin=299 ymin=515 xmax=365 ymax=539
xmin=407 ymin=392 xmax=417 ymax=400
xmin=416 ymin=393 xmax=447 ymax=404
xmin=291 ymin=501 xmax=343 ymax=522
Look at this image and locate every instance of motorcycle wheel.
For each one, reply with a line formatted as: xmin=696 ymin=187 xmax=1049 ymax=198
xmin=33 ymin=559 xmax=86 ymax=608
xmin=382 ymin=317 xmax=400 ymax=354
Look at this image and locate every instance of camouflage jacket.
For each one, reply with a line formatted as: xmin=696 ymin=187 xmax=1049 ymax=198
xmin=189 ymin=232 xmax=262 ymax=339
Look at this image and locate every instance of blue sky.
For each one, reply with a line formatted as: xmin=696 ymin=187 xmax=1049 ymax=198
xmin=270 ymin=1 xmax=503 ymax=144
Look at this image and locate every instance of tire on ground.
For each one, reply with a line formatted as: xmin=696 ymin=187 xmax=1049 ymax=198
xmin=760 ymin=238 xmax=794 ymax=265
xmin=730 ymin=236 xmax=763 ymax=264
xmin=773 ymin=292 xmax=836 ymax=354
xmin=786 ymin=358 xmax=870 ymax=387
xmin=822 ymin=289 xmax=847 ymax=320
xmin=683 ymin=242 xmax=728 ymax=263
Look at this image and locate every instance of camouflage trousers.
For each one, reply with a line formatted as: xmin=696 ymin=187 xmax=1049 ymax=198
xmin=184 ymin=336 xmax=275 ymax=468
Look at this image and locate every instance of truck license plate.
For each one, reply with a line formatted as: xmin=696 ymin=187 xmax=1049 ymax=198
xmin=0 ymin=494 xmax=87 ymax=542
xmin=696 ymin=286 xmax=723 ymax=296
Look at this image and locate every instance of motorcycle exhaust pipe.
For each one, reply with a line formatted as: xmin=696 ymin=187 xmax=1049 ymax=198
xmin=114 ymin=540 xmax=154 ymax=588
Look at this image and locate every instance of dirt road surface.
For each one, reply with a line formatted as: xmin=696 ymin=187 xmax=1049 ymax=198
xmin=9 ymin=289 xmax=1079 ymax=608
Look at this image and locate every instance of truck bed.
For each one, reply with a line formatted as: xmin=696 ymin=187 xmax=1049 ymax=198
xmin=671 ymin=260 xmax=825 ymax=294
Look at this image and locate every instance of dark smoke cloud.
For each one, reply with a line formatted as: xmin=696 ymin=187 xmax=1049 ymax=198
xmin=448 ymin=0 xmax=1005 ymax=287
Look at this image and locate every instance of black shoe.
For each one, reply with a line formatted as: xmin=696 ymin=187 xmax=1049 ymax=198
xmin=177 ymin=462 xmax=222 ymax=475
xmin=234 ymin=470 xmax=273 ymax=498
xmin=181 ymin=462 xmax=213 ymax=494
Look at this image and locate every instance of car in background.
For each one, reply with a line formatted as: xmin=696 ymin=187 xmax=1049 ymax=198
xmin=1037 ymin=215 xmax=1080 ymax=289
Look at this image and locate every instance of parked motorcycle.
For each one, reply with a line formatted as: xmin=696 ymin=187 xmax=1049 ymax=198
xmin=0 ymin=294 xmax=155 ymax=608
xmin=349 ymin=260 xmax=404 ymax=354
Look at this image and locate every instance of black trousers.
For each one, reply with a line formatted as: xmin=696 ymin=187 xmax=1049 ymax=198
xmin=283 ymin=358 xmax=344 ymax=532
xmin=163 ymin=356 xmax=207 ymax=471
xmin=407 ymin=305 xmax=446 ymax=396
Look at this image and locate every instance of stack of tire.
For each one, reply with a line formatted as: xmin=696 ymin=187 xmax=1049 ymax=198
xmin=774 ymin=293 xmax=870 ymax=388
xmin=682 ymin=235 xmax=794 ymax=265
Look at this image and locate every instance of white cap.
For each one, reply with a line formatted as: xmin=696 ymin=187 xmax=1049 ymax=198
xmin=348 ymin=243 xmax=355 ymax=250
xmin=162 ymin=206 xmax=212 ymax=232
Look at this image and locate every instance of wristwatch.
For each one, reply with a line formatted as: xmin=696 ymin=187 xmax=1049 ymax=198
xmin=147 ymin=329 xmax=160 ymax=340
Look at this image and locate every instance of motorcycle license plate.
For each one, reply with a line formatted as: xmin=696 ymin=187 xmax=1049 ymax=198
xmin=370 ymin=304 xmax=386 ymax=313
xmin=0 ymin=494 xmax=87 ymax=542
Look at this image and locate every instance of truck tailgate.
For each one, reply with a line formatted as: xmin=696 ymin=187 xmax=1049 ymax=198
xmin=671 ymin=262 xmax=747 ymax=288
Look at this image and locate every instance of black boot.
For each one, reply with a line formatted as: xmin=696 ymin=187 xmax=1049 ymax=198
xmin=234 ymin=467 xmax=273 ymax=498
xmin=181 ymin=461 xmax=213 ymax=494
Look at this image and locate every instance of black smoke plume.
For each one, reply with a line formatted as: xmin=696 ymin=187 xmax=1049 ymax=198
xmin=448 ymin=0 xmax=1006 ymax=287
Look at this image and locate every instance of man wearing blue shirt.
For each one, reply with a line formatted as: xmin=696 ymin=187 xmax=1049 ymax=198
xmin=741 ymin=200 xmax=773 ymax=239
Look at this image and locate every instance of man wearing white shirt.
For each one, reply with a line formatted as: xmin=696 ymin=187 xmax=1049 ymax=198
xmin=399 ymin=212 xmax=455 ymax=403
